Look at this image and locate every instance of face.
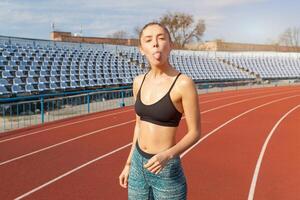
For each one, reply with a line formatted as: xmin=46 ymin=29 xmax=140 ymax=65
xmin=139 ymin=24 xmax=172 ymax=67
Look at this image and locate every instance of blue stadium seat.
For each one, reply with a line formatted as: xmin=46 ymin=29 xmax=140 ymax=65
xmin=25 ymin=84 xmax=37 ymax=93
xmin=50 ymin=83 xmax=58 ymax=90
xmin=88 ymin=80 xmax=96 ymax=86
xmin=26 ymin=77 xmax=38 ymax=84
xmin=0 ymin=85 xmax=10 ymax=95
xmin=28 ymin=70 xmax=39 ymax=77
xmin=70 ymin=75 xmax=79 ymax=81
xmin=79 ymin=75 xmax=87 ymax=80
xmin=11 ymin=84 xmax=25 ymax=94
xmin=70 ymin=81 xmax=79 ymax=88
xmin=40 ymin=70 xmax=49 ymax=77
xmin=38 ymin=83 xmax=48 ymax=91
xmin=15 ymin=70 xmax=27 ymax=78
xmin=13 ymin=78 xmax=24 ymax=85
xmin=50 ymin=76 xmax=59 ymax=83
xmin=2 ymin=71 xmax=14 ymax=78
xmin=96 ymin=79 xmax=105 ymax=86
xmin=60 ymin=82 xmax=69 ymax=89
xmin=60 ymin=76 xmax=68 ymax=82
xmin=0 ymin=78 xmax=10 ymax=86
xmin=80 ymin=80 xmax=87 ymax=87
xmin=50 ymin=70 xmax=59 ymax=76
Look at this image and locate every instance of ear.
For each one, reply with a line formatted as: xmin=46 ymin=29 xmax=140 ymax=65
xmin=139 ymin=46 xmax=145 ymax=56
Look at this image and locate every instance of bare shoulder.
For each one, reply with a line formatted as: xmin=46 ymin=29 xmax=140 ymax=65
xmin=133 ymin=74 xmax=145 ymax=85
xmin=177 ymin=73 xmax=196 ymax=94
xmin=133 ymin=73 xmax=147 ymax=98
xmin=133 ymin=73 xmax=145 ymax=89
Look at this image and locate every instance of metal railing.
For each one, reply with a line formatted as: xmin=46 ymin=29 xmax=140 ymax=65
xmin=0 ymin=87 xmax=133 ymax=133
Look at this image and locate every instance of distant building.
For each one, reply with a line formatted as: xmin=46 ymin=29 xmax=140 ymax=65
xmin=192 ymin=39 xmax=300 ymax=52
xmin=51 ymin=31 xmax=300 ymax=52
xmin=51 ymin=31 xmax=138 ymax=46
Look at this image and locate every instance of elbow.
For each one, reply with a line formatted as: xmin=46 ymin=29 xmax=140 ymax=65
xmin=193 ymin=129 xmax=201 ymax=143
xmin=195 ymin=133 xmax=201 ymax=142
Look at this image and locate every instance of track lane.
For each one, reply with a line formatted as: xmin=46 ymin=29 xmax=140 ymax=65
xmin=251 ymin=105 xmax=300 ymax=200
xmin=197 ymin=85 xmax=292 ymax=101
xmin=2 ymin=87 xmax=295 ymax=164
xmin=1 ymin=122 xmax=136 ymax=200
xmin=10 ymin=88 xmax=300 ymax=200
xmin=182 ymin=96 xmax=300 ymax=199
xmin=0 ymin=110 xmax=136 ymax=163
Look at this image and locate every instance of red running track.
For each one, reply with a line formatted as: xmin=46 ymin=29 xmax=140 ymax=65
xmin=0 ymin=85 xmax=299 ymax=200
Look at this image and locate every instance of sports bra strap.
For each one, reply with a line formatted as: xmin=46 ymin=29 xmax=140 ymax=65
xmin=138 ymin=71 xmax=150 ymax=93
xmin=168 ymin=73 xmax=181 ymax=93
xmin=139 ymin=71 xmax=181 ymax=94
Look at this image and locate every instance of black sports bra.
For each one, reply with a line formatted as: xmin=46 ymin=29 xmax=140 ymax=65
xmin=134 ymin=72 xmax=183 ymax=127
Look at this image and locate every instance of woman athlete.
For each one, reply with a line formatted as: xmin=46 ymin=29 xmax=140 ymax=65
xmin=119 ymin=22 xmax=201 ymax=200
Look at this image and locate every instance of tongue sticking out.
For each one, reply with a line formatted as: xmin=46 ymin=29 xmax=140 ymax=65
xmin=153 ymin=52 xmax=161 ymax=60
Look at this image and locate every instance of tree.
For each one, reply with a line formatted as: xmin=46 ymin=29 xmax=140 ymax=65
xmin=133 ymin=26 xmax=141 ymax=39
xmin=159 ymin=12 xmax=206 ymax=49
xmin=108 ymin=30 xmax=128 ymax=39
xmin=279 ymin=27 xmax=300 ymax=47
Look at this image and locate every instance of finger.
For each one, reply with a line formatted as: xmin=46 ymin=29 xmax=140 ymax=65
xmin=155 ymin=168 xmax=162 ymax=175
xmin=119 ymin=176 xmax=125 ymax=188
xmin=150 ymin=164 xmax=161 ymax=174
xmin=144 ymin=160 xmax=154 ymax=168
xmin=144 ymin=156 xmax=157 ymax=168
xmin=147 ymin=161 xmax=160 ymax=171
xmin=144 ymin=159 xmax=155 ymax=168
xmin=124 ymin=174 xmax=128 ymax=187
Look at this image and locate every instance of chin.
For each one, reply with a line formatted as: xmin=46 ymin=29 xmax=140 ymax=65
xmin=151 ymin=58 xmax=168 ymax=66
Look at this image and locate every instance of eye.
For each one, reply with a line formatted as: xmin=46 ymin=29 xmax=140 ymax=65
xmin=144 ymin=38 xmax=151 ymax=43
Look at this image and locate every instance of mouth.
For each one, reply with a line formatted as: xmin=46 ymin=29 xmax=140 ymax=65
xmin=152 ymin=51 xmax=161 ymax=60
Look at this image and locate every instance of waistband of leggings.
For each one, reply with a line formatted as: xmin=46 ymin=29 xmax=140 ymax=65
xmin=136 ymin=141 xmax=155 ymax=159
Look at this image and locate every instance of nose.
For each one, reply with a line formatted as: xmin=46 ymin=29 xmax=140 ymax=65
xmin=153 ymin=38 xmax=158 ymax=47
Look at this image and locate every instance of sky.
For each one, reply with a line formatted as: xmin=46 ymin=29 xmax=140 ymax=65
xmin=0 ymin=0 xmax=299 ymax=44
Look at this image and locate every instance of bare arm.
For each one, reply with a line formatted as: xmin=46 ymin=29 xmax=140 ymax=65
xmin=165 ymin=75 xmax=201 ymax=158
xmin=124 ymin=114 xmax=140 ymax=166
xmin=119 ymin=75 xmax=142 ymax=188
xmin=123 ymin=75 xmax=142 ymax=167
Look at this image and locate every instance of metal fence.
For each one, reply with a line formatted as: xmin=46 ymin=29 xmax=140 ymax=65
xmin=0 ymin=87 xmax=133 ymax=133
xmin=1 ymin=80 xmax=299 ymax=133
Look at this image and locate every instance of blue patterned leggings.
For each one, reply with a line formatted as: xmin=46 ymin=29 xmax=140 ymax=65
xmin=128 ymin=142 xmax=187 ymax=200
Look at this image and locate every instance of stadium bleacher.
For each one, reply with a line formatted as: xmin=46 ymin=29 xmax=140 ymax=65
xmin=0 ymin=35 xmax=300 ymax=97
xmin=220 ymin=53 xmax=300 ymax=79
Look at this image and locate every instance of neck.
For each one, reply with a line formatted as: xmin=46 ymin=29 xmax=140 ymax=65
xmin=149 ymin=62 xmax=172 ymax=78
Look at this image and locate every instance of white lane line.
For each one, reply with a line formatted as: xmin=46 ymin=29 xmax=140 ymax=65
xmin=14 ymin=143 xmax=132 ymax=200
xmin=201 ymin=89 xmax=300 ymax=114
xmin=1 ymin=90 xmax=297 ymax=166
xmin=1 ymin=90 xmax=299 ymax=166
xmin=1 ymin=88 xmax=297 ymax=144
xmin=247 ymin=104 xmax=300 ymax=200
xmin=199 ymin=86 xmax=288 ymax=100
xmin=0 ymin=109 xmax=133 ymax=143
xmin=199 ymin=86 xmax=266 ymax=99
xmin=180 ymin=95 xmax=300 ymax=158
xmin=201 ymin=90 xmax=270 ymax=104
xmin=14 ymin=95 xmax=300 ymax=199
xmin=0 ymin=120 xmax=135 ymax=166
